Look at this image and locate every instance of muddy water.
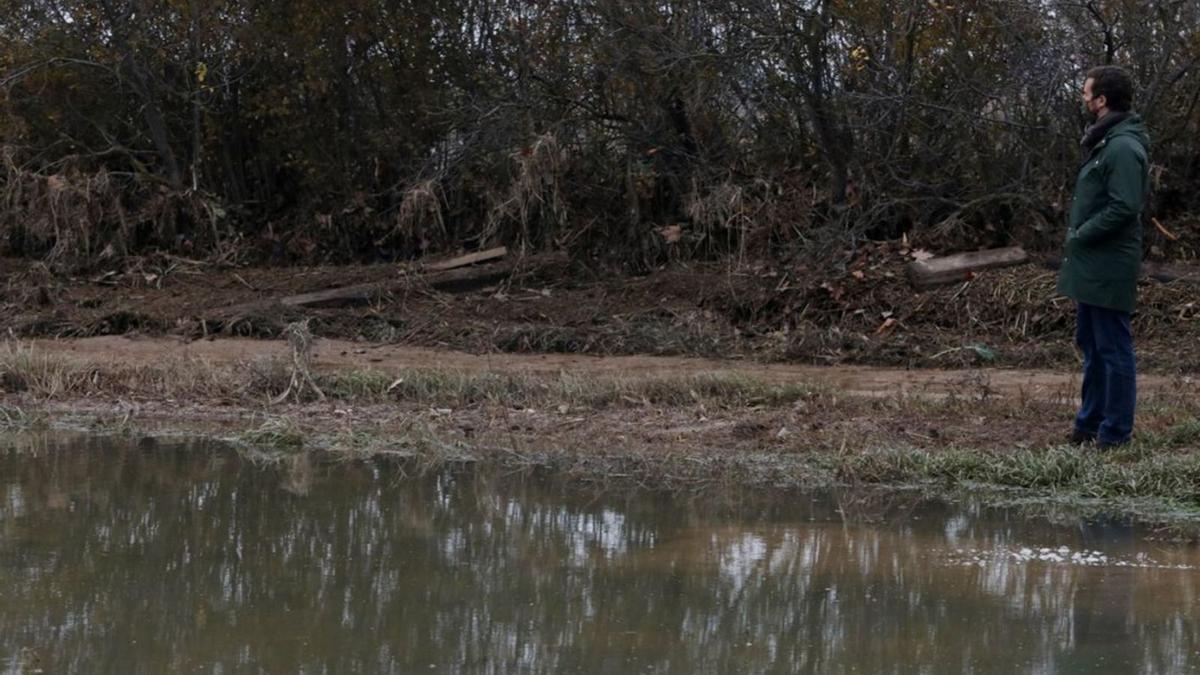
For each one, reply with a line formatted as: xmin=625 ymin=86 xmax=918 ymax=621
xmin=1 ymin=437 xmax=1198 ymax=674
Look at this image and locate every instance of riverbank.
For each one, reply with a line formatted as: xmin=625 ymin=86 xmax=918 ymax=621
xmin=2 ymin=337 xmax=1199 ymax=531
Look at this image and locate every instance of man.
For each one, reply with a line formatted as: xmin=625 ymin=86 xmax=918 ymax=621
xmin=1057 ymin=66 xmax=1150 ymax=449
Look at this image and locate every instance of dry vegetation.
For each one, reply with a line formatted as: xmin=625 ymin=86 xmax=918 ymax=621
xmin=3 ymin=1 xmax=1200 ymax=270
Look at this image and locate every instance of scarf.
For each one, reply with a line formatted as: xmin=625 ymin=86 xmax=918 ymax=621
xmin=1079 ymin=111 xmax=1130 ymax=164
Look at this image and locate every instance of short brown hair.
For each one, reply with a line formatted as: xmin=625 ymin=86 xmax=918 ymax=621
xmin=1086 ymin=66 xmax=1135 ymax=112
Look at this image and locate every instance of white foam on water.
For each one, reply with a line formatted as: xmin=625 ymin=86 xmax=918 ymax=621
xmin=944 ymin=546 xmax=1198 ymax=570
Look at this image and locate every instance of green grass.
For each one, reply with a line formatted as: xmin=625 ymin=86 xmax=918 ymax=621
xmin=838 ymin=444 xmax=1200 ymax=506
xmin=1139 ymin=418 xmax=1200 ymax=449
xmin=315 ymin=366 xmax=825 ymax=410
xmin=323 ymin=368 xmax=825 ymax=409
xmin=239 ymin=417 xmax=305 ymax=453
xmin=0 ymin=404 xmax=48 ymax=430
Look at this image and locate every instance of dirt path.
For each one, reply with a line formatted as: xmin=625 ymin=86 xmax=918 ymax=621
xmin=25 ymin=336 xmax=1197 ymax=400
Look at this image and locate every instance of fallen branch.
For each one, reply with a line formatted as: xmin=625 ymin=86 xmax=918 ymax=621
xmin=272 ymin=320 xmax=325 ymax=404
xmin=1143 ymin=261 xmax=1200 ymax=284
xmin=1038 ymin=257 xmax=1200 ymax=285
xmin=425 ymin=246 xmax=507 ymax=271
xmin=1152 ymin=218 xmax=1180 ymax=242
xmin=213 ymin=258 xmax=517 ymax=317
xmin=205 ymin=249 xmax=574 ymax=326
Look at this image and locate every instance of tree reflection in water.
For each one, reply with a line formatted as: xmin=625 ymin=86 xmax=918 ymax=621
xmin=1 ymin=435 xmax=1197 ymax=673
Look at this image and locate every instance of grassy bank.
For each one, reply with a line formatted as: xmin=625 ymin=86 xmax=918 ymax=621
xmin=2 ymin=341 xmax=1199 ymax=528
xmin=0 ymin=341 xmax=824 ymax=410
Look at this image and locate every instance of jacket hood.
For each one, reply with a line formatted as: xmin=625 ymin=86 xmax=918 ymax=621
xmin=1106 ymin=113 xmax=1150 ymax=151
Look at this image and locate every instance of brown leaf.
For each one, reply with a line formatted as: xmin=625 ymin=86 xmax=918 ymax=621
xmin=820 ymin=282 xmax=844 ymax=301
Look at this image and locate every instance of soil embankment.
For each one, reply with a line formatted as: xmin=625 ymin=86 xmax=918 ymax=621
xmin=4 ymin=248 xmax=1199 ymax=373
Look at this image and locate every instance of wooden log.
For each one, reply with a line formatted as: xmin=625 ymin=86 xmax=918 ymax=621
xmin=1039 ymin=256 xmax=1200 ymax=285
xmin=211 ymin=259 xmax=516 ymax=317
xmin=1143 ymin=261 xmax=1200 ymax=285
xmin=276 ymin=261 xmax=515 ymax=309
xmin=907 ymin=247 xmax=1028 ymax=290
xmin=425 ymin=246 xmax=507 ymax=272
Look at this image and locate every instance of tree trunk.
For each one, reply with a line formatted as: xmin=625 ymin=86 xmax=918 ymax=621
xmin=122 ymin=54 xmax=184 ymax=190
xmin=800 ymin=1 xmax=852 ymax=205
xmin=100 ymin=0 xmax=184 ymax=190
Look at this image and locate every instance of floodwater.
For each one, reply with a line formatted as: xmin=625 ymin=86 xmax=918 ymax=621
xmin=1 ymin=436 xmax=1198 ymax=674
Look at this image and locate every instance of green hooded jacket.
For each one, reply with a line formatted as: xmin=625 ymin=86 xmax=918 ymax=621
xmin=1056 ymin=114 xmax=1150 ymax=313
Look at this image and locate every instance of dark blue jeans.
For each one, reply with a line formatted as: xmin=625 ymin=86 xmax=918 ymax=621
xmin=1074 ymin=302 xmax=1136 ymax=445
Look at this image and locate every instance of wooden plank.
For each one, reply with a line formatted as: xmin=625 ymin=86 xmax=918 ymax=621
xmin=425 ymin=246 xmax=507 ymax=272
xmin=212 ymin=259 xmax=518 ymax=316
xmin=279 ymin=260 xmax=515 ymax=308
xmin=907 ymin=247 xmax=1028 ymax=290
xmin=253 ymin=247 xmax=509 ymax=310
xmin=1039 ymin=257 xmax=1200 ymax=285
xmin=1144 ymin=261 xmax=1200 ymax=285
xmin=277 ymin=285 xmax=376 ymax=309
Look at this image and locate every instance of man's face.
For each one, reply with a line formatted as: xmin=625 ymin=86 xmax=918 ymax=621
xmin=1082 ymin=78 xmax=1106 ymax=118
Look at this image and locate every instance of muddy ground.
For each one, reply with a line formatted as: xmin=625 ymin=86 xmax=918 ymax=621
xmin=2 ymin=242 xmax=1197 ymax=373
xmin=0 ymin=327 xmax=1196 ymax=528
xmin=3 ymin=335 xmax=1199 ymax=528
xmin=12 ymin=330 xmax=1198 ymax=449
xmin=11 ymin=331 xmax=1194 ymax=448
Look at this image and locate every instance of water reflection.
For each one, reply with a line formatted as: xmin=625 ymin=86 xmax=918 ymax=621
xmin=0 ymin=435 xmax=1197 ymax=674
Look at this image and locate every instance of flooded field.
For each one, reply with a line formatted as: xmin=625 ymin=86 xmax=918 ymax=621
xmin=2 ymin=435 xmax=1198 ymax=673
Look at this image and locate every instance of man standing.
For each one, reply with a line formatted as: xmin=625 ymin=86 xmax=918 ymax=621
xmin=1057 ymin=66 xmax=1150 ymax=449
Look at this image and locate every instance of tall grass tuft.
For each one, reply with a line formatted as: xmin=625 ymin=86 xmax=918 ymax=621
xmin=0 ymin=343 xmax=88 ymax=399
